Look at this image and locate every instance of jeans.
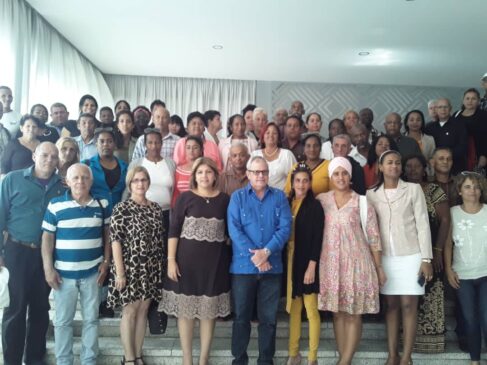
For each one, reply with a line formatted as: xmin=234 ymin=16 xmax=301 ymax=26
xmin=456 ymin=276 xmax=487 ymax=361
xmin=231 ymin=274 xmax=281 ymax=365
xmin=53 ymin=272 xmax=100 ymax=365
xmin=2 ymin=241 xmax=50 ymax=365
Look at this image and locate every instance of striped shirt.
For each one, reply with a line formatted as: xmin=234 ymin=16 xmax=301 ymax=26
xmin=42 ymin=191 xmax=110 ymax=279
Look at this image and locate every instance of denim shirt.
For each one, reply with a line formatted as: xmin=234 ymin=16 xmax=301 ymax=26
xmin=82 ymin=155 xmax=128 ymax=216
xmin=228 ymin=184 xmax=292 ymax=274
xmin=0 ymin=166 xmax=66 ymax=251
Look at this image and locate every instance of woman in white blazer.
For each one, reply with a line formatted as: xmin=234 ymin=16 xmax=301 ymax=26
xmin=366 ymin=150 xmax=433 ymax=365
xmin=404 ymin=109 xmax=436 ymax=162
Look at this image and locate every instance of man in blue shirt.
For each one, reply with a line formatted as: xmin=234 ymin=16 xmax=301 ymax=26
xmin=0 ymin=142 xmax=66 ymax=365
xmin=41 ymin=163 xmax=110 ymax=365
xmin=228 ymin=156 xmax=292 ymax=365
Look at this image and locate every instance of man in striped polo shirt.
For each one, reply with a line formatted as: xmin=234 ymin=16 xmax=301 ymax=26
xmin=41 ymin=163 xmax=111 ymax=365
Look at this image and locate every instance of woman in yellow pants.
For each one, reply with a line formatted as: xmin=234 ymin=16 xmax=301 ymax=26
xmin=286 ymin=163 xmax=324 ymax=365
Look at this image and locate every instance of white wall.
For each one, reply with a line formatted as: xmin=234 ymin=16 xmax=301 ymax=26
xmin=256 ymin=81 xmax=466 ymax=137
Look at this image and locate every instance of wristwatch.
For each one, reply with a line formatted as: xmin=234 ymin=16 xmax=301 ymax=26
xmin=264 ymin=248 xmax=271 ymax=256
xmin=421 ymin=259 xmax=432 ymax=263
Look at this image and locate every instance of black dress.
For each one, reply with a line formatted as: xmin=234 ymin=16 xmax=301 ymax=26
xmin=159 ymin=191 xmax=231 ymax=319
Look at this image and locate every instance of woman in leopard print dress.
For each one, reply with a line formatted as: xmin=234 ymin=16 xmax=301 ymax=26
xmin=108 ymin=166 xmax=165 ymax=365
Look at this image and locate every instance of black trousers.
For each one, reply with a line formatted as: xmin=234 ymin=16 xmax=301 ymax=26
xmin=2 ymin=241 xmax=50 ymax=365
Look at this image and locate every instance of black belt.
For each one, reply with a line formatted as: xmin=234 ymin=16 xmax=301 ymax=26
xmin=7 ymin=236 xmax=39 ymax=249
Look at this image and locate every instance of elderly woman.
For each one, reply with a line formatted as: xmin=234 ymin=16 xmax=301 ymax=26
xmin=55 ymin=137 xmax=80 ymax=178
xmin=250 ymin=122 xmax=296 ymax=190
xmin=317 ymin=157 xmax=385 ymax=365
xmin=114 ymin=110 xmax=138 ymax=164
xmin=286 ymin=163 xmax=324 ymax=365
xmin=403 ymin=154 xmax=450 ymax=353
xmin=1 ymin=114 xmax=41 ymax=174
xmin=219 ymin=114 xmax=258 ymax=170
xmin=160 ymin=157 xmax=231 ymax=365
xmin=445 ymin=172 xmax=487 ymax=365
xmin=108 ymin=166 xmax=165 ymax=365
xmin=285 ymin=133 xmax=330 ymax=196
xmin=367 ymin=150 xmax=433 ymax=365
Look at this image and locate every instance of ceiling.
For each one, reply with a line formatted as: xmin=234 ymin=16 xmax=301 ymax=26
xmin=27 ymin=0 xmax=486 ymax=88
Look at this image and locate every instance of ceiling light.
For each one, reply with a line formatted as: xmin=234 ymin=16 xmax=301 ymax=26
xmin=212 ymin=45 xmax=223 ymax=50
xmin=358 ymin=52 xmax=370 ymax=56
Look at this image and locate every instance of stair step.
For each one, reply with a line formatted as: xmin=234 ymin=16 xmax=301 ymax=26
xmin=34 ymin=337 xmax=484 ymax=365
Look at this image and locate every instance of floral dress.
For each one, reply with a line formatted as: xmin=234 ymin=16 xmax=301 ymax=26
xmin=317 ymin=191 xmax=381 ymax=314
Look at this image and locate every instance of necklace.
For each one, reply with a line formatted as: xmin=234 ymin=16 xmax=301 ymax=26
xmin=264 ymin=147 xmax=279 ymax=158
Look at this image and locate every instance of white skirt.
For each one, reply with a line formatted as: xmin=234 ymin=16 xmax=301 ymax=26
xmin=380 ymin=253 xmax=424 ymax=295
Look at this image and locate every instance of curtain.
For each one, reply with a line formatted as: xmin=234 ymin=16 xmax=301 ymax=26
xmin=105 ymin=74 xmax=256 ymax=126
xmin=0 ymin=0 xmax=113 ymax=117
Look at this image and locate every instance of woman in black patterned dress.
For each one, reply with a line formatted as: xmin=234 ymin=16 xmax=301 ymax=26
xmin=159 ymin=157 xmax=231 ymax=365
xmin=404 ymin=154 xmax=450 ymax=353
xmin=108 ymin=166 xmax=165 ymax=365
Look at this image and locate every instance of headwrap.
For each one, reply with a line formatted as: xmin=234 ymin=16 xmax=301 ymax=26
xmin=328 ymin=156 xmax=352 ymax=177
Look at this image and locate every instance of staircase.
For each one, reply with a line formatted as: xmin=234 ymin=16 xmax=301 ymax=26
xmin=0 ymin=299 xmax=484 ymax=364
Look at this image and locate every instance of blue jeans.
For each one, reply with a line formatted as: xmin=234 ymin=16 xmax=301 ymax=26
xmin=231 ymin=274 xmax=281 ymax=365
xmin=456 ymin=276 xmax=487 ymax=361
xmin=53 ymin=272 xmax=100 ymax=365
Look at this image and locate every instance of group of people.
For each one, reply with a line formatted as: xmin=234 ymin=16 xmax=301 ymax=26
xmin=0 ymin=74 xmax=487 ymax=365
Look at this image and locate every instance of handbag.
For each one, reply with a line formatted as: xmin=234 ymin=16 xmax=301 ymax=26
xmin=147 ymin=299 xmax=167 ymax=335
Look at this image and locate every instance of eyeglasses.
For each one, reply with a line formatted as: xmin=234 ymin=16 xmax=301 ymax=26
xmin=248 ymin=170 xmax=270 ymax=176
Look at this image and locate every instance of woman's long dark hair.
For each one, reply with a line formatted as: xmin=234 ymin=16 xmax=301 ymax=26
xmin=367 ymin=135 xmax=399 ymax=167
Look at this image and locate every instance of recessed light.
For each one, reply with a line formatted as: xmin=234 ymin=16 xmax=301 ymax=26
xmin=358 ymin=51 xmax=370 ymax=56
xmin=212 ymin=45 xmax=223 ymax=50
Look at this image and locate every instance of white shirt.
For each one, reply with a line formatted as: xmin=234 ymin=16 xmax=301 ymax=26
xmin=142 ymin=158 xmax=174 ymax=211
xmin=320 ymin=141 xmax=334 ymax=160
xmin=349 ymin=146 xmax=367 ymax=167
xmin=250 ymin=149 xmax=297 ymax=190
xmin=2 ymin=110 xmax=22 ymax=137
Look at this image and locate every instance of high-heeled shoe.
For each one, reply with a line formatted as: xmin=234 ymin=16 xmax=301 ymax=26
xmin=121 ymin=357 xmax=135 ymax=364
xmin=135 ymin=356 xmax=144 ymax=365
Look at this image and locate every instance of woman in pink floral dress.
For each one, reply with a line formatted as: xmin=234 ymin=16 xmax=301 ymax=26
xmin=317 ymin=157 xmax=386 ymax=365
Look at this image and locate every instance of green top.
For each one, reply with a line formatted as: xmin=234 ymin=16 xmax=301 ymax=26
xmin=0 ymin=166 xmax=66 ymax=252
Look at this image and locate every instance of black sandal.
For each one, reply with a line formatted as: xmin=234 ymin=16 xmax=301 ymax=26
xmin=135 ymin=356 xmax=144 ymax=365
xmin=121 ymin=357 xmax=136 ymax=364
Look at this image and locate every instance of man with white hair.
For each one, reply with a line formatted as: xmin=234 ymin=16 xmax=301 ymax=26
xmin=42 ymin=163 xmax=110 ymax=365
xmin=427 ymin=99 xmax=438 ymax=122
xmin=0 ymin=142 xmax=66 ymax=365
xmin=228 ymin=156 xmax=292 ymax=364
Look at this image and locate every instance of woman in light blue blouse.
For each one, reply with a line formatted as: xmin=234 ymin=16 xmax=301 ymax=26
xmin=445 ymin=172 xmax=487 ymax=365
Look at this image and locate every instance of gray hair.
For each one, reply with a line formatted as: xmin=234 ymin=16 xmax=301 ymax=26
xmin=253 ymin=107 xmax=268 ymax=120
xmin=230 ymin=142 xmax=249 ymax=155
xmin=248 ymin=155 xmax=268 ymax=168
xmin=427 ymin=99 xmax=437 ymax=108
xmin=332 ymin=134 xmax=352 ymax=146
xmin=66 ymin=163 xmax=93 ymax=181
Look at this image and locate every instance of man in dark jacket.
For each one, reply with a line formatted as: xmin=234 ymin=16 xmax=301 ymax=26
xmin=425 ymin=98 xmax=467 ymax=175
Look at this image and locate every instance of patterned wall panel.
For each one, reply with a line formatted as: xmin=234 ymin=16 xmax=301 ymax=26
xmin=271 ymin=82 xmax=466 ymax=137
